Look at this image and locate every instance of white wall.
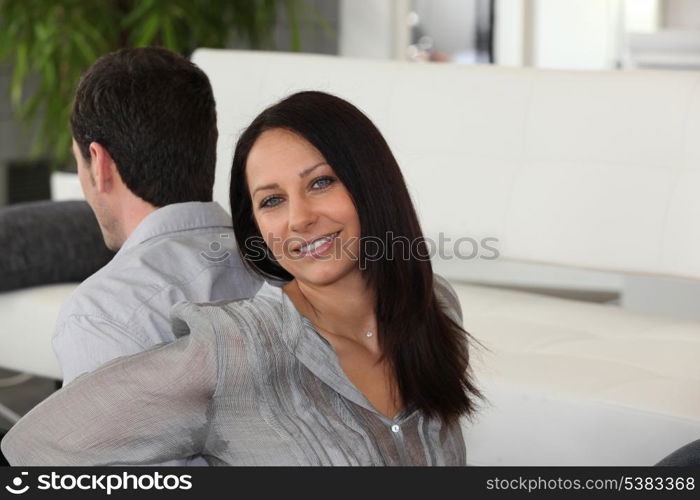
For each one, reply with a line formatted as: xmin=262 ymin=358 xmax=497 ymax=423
xmin=339 ymin=0 xmax=410 ymax=60
xmin=663 ymin=0 xmax=700 ymax=29
xmin=413 ymin=0 xmax=477 ymax=55
xmin=494 ymin=0 xmax=526 ymax=66
xmin=495 ymin=0 xmax=623 ymax=70
xmin=624 ymin=0 xmax=660 ymax=32
xmin=534 ymin=0 xmax=621 ymax=70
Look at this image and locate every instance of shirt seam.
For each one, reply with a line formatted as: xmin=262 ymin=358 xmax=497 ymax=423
xmin=118 ymin=202 xmax=231 ymax=252
xmin=133 ymin=224 xmax=234 ymax=249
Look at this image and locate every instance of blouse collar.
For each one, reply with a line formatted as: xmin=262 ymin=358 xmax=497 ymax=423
xmin=257 ymin=281 xmax=415 ymax=423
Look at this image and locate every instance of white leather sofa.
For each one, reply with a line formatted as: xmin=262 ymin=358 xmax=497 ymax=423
xmin=2 ymin=49 xmax=699 ymax=465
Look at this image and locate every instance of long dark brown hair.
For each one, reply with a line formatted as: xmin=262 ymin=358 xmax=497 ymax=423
xmin=230 ymin=91 xmax=481 ymax=423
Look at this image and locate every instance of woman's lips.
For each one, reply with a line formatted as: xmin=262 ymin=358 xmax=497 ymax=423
xmin=296 ymin=231 xmax=340 ymax=258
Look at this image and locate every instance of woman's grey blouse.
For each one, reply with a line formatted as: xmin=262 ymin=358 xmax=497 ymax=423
xmin=2 ymin=276 xmax=468 ymax=466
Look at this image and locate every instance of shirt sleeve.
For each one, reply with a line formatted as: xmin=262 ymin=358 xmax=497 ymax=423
xmin=1 ymin=303 xmax=219 ymax=466
xmin=433 ymin=274 xmax=464 ymax=326
xmin=53 ymin=315 xmax=148 ymax=385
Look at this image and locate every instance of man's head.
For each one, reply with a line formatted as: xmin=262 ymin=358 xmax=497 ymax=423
xmin=70 ymin=47 xmax=218 ymax=250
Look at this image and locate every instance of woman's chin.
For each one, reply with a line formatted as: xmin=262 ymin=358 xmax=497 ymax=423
xmin=291 ymin=263 xmax=360 ymax=288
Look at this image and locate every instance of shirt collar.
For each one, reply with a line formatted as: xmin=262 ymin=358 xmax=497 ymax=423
xmin=118 ymin=202 xmax=232 ymax=254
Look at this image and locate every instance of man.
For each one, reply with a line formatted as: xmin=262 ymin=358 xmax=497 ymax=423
xmin=53 ymin=47 xmax=261 ymax=458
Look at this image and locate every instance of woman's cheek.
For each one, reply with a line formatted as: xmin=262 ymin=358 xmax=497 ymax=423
xmin=260 ymin=222 xmax=288 ymax=262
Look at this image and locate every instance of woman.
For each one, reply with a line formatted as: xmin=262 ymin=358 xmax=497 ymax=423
xmin=1 ymin=91 xmax=480 ymax=466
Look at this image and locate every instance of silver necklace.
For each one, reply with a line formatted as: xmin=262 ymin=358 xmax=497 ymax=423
xmin=312 ymin=320 xmax=375 ymax=341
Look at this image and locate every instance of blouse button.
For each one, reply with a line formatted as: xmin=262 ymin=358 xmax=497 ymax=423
xmin=391 ymin=424 xmax=400 ymax=433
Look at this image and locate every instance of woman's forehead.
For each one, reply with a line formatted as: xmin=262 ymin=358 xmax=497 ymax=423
xmin=246 ymin=129 xmax=328 ymax=183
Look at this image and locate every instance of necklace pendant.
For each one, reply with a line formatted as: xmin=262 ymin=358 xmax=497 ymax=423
xmin=365 ymin=331 xmax=373 ymax=338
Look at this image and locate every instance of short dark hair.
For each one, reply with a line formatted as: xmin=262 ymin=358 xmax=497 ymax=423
xmin=230 ymin=91 xmax=481 ymax=424
xmin=70 ymin=47 xmax=217 ymax=207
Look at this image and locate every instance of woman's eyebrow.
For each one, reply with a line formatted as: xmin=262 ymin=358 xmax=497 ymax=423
xmin=252 ymin=162 xmax=329 ymax=196
xmin=252 ymin=183 xmax=279 ymax=196
xmin=299 ymin=162 xmax=328 ymax=178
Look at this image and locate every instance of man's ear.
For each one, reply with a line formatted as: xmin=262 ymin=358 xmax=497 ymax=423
xmin=88 ymin=142 xmax=116 ymax=194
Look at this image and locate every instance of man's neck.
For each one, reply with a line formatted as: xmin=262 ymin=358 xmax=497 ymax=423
xmin=118 ymin=196 xmax=159 ymax=242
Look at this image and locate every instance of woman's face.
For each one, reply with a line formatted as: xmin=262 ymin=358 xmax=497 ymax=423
xmin=246 ymin=128 xmax=362 ymax=287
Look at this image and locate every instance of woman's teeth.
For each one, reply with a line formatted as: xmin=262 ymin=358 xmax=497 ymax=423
xmin=299 ymin=232 xmax=338 ymax=253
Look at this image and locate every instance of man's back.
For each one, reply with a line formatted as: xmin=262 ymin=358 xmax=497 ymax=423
xmin=45 ymin=47 xmax=249 ymax=466
xmin=53 ymin=202 xmax=261 ymax=385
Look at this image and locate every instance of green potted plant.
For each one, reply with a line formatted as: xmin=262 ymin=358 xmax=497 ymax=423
xmin=0 ymin=0 xmax=308 ymax=172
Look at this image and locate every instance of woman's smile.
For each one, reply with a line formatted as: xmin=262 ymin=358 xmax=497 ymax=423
xmin=294 ymin=230 xmax=341 ymax=258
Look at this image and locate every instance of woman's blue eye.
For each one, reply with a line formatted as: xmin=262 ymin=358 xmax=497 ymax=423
xmin=312 ymin=176 xmax=335 ymax=189
xmin=260 ymin=196 xmax=282 ymax=208
xmin=258 ymin=177 xmax=335 ymax=208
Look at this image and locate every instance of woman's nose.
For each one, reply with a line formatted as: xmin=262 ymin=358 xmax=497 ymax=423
xmin=288 ymin=198 xmax=317 ymax=233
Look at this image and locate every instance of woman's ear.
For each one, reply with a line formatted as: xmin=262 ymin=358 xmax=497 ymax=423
xmin=88 ymin=142 xmax=117 ymax=194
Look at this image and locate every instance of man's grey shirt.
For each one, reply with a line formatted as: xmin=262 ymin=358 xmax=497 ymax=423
xmin=53 ymin=201 xmax=262 ymax=385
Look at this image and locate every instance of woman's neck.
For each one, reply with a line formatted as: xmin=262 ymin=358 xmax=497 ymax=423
xmin=284 ymin=272 xmax=377 ymax=345
xmin=285 ymin=272 xmax=402 ymax=418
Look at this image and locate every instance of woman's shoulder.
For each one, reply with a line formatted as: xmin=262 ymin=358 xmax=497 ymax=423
xmin=170 ymin=281 xmax=286 ymax=338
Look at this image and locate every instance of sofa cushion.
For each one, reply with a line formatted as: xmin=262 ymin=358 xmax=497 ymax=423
xmin=456 ymin=282 xmax=700 ymax=465
xmin=0 ymin=200 xmax=114 ymax=292
xmin=0 ymin=284 xmax=73 ymax=379
xmin=463 ymin=380 xmax=700 ymax=466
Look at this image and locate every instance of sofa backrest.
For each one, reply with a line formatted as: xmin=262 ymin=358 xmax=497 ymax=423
xmin=192 ymin=49 xmax=700 ymax=281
